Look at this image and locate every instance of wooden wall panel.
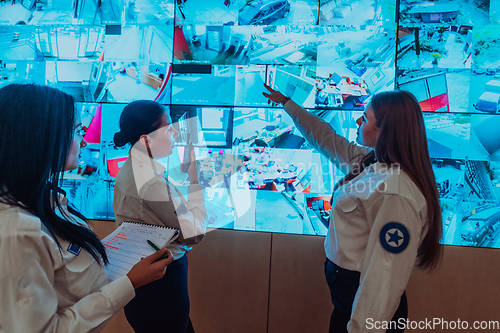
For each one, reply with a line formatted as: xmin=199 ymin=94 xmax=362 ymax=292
xmin=187 ymin=228 xmax=272 ymax=333
xmin=405 ymin=246 xmax=500 ymax=332
xmin=268 ymin=233 xmax=332 ymax=333
xmin=93 ymin=221 xmax=500 ymax=333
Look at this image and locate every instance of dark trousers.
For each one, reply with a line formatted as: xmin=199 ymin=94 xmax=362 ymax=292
xmin=325 ymin=259 xmax=408 ymax=333
xmin=124 ymin=254 xmax=195 ymax=333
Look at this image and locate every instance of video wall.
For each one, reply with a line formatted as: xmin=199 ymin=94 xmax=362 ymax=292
xmin=1 ymin=0 xmax=499 ymax=249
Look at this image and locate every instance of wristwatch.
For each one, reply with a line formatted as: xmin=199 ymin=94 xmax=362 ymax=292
xmin=280 ymin=96 xmax=291 ymax=106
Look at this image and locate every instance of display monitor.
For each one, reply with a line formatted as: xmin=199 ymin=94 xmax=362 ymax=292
xmin=2 ymin=0 xmax=499 ymax=248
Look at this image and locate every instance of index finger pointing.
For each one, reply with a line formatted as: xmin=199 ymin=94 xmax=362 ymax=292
xmin=263 ymin=83 xmax=274 ymax=93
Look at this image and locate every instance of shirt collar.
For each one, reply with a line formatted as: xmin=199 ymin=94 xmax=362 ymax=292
xmin=130 ymin=147 xmax=166 ymax=175
xmin=369 ymin=162 xmax=400 ymax=175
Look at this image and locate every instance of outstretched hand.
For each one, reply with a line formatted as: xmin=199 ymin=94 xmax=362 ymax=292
xmin=262 ymin=84 xmax=285 ymax=107
xmin=187 ymin=149 xmax=199 ymax=184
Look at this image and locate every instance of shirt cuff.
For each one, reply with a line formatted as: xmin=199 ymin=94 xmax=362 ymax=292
xmin=101 ymin=275 xmax=136 ymax=313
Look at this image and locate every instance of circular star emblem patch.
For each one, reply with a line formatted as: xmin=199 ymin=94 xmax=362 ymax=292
xmin=379 ymin=222 xmax=410 ymax=254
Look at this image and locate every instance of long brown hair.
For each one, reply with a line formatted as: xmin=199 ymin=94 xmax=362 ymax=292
xmin=371 ymin=90 xmax=443 ymax=271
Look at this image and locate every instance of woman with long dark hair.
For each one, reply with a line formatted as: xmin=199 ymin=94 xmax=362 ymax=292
xmin=263 ymin=85 xmax=443 ymax=333
xmin=0 ymin=84 xmax=173 ymax=332
xmin=112 ymin=100 xmax=207 ymax=333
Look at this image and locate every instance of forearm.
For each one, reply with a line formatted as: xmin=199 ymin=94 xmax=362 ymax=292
xmin=283 ymin=99 xmax=368 ymax=174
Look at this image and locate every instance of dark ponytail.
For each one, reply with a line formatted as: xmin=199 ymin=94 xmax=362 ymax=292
xmin=114 ymin=100 xmax=166 ymax=147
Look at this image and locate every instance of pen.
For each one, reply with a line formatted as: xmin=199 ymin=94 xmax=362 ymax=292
xmin=147 ymin=240 xmax=169 ymax=259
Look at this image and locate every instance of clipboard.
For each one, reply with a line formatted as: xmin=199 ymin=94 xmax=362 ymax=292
xmin=101 ymin=221 xmax=179 ymax=281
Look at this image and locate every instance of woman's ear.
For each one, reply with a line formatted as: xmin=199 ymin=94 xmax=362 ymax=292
xmin=139 ymin=135 xmax=150 ymax=148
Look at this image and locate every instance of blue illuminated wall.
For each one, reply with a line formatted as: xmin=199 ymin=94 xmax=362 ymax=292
xmin=1 ymin=0 xmax=499 ymax=248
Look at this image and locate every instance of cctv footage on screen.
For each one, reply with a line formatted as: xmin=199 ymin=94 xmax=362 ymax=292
xmin=2 ymin=0 xmax=500 ymax=249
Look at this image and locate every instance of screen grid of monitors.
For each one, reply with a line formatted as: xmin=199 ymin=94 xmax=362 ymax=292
xmin=2 ymin=0 xmax=500 ymax=248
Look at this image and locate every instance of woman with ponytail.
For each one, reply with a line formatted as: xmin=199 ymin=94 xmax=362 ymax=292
xmin=0 ymin=84 xmax=173 ymax=333
xmin=263 ymin=84 xmax=443 ymax=333
xmin=112 ymin=100 xmax=207 ymax=333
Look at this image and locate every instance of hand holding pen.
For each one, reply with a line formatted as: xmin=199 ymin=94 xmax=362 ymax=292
xmin=126 ymin=246 xmax=173 ymax=289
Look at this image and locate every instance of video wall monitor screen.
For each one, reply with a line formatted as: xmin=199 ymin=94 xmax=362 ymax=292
xmin=317 ymin=25 xmax=396 ymax=68
xmin=105 ymin=25 xmax=174 ymax=63
xmin=423 ymin=112 xmax=471 ymax=160
xmin=171 ymin=65 xmax=236 ymax=105
xmin=249 ymin=25 xmax=319 ymax=65
xmin=0 ymin=61 xmax=45 ymax=89
xmin=170 ymin=105 xmax=234 ymax=148
xmin=175 ymin=0 xmax=318 ymax=26
xmin=396 ymin=0 xmax=500 ymax=250
xmin=0 ymin=26 xmax=37 ymax=60
xmin=399 ymin=0 xmax=492 ymax=26
xmin=4 ymin=0 xmax=500 ymax=249
xmin=267 ymin=65 xmax=317 ymax=108
xmin=319 ymin=0 xmax=396 ymax=25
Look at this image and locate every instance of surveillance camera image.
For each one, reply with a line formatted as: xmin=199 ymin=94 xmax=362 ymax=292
xmin=234 ymin=65 xmax=269 ymax=106
xmin=124 ymin=0 xmax=175 ymax=25
xmin=170 ymin=105 xmax=234 ymax=148
xmin=0 ymin=0 xmax=128 ymax=26
xmin=173 ymin=25 xmax=253 ymax=65
xmin=469 ymin=114 xmax=500 ymax=161
xmin=319 ymin=0 xmax=396 ymax=25
xmin=0 ymin=26 xmax=38 ymax=60
xmin=255 ymin=191 xmax=308 ymax=233
xmin=317 ymin=24 xmax=396 ymax=68
xmin=469 ymin=72 xmax=500 ymax=113
xmin=104 ymin=25 xmax=174 ymax=63
xmin=236 ymin=147 xmax=312 ymax=192
xmin=45 ymin=61 xmax=106 ymax=103
xmin=248 ymin=25 xmax=318 ymax=65
xmin=460 ymin=159 xmax=500 ymax=248
xmin=471 ymin=25 xmax=500 ymax=70
xmin=34 ymin=26 xmax=105 ymax=61
xmin=431 ymin=158 xmax=466 ymax=245
xmin=61 ymin=103 xmax=114 ymax=220
xmin=423 ymin=113 xmax=471 ymax=160
xmin=174 ymin=0 xmax=238 ymax=26
xmin=237 ymin=0 xmax=319 ymax=26
xmin=0 ymin=61 xmax=45 ymax=88
xmin=5 ymin=0 xmax=500 ymax=249
xmin=399 ymin=0 xmax=491 ymax=27
xmin=232 ymin=107 xmax=302 ymax=149
xmin=397 ymin=25 xmax=473 ymax=69
xmin=171 ymin=65 xmax=236 ymax=105
xmin=45 ymin=61 xmax=171 ymax=103
xmin=315 ymin=66 xmax=394 ymax=110
xmin=397 ymin=68 xmax=470 ymax=113
xmin=266 ymin=65 xmax=317 ymax=108
xmin=104 ymin=62 xmax=171 ymax=103
xmin=174 ymin=0 xmax=318 ymax=26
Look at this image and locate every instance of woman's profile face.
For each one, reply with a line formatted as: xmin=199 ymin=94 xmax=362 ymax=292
xmin=356 ymin=104 xmax=379 ymax=148
xmin=147 ymin=113 xmax=179 ymax=159
xmin=65 ymin=112 xmax=88 ymax=171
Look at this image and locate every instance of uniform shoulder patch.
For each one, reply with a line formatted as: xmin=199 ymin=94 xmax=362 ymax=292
xmin=67 ymin=243 xmax=82 ymax=256
xmin=379 ymin=222 xmax=410 ymax=254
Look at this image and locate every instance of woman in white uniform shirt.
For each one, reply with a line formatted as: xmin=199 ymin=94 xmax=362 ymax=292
xmin=112 ymin=100 xmax=207 ymax=333
xmin=0 ymin=84 xmax=173 ymax=333
xmin=263 ymin=85 xmax=443 ymax=333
